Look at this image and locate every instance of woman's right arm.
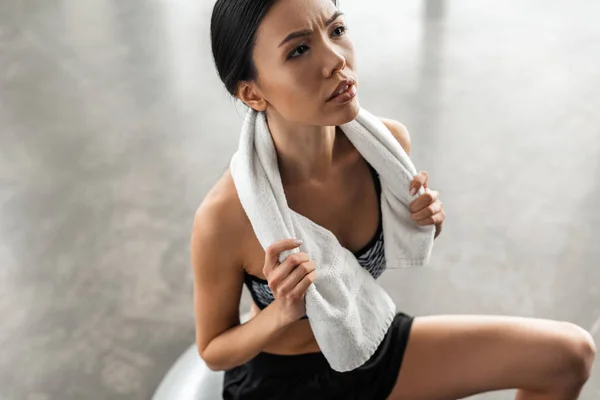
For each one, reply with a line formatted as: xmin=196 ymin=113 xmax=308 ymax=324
xmin=191 ymin=198 xmax=315 ymax=371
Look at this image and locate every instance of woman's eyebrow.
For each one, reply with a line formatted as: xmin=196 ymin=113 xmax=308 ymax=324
xmin=278 ymin=11 xmax=345 ymax=48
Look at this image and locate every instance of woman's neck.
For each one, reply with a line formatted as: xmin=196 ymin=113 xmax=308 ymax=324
xmin=265 ymin=111 xmax=344 ymax=186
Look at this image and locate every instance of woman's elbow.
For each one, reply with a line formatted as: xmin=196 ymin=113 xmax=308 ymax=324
xmin=197 ymin=342 xmax=228 ymax=372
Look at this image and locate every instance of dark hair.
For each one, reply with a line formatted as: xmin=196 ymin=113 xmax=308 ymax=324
xmin=210 ymin=0 xmax=337 ymax=96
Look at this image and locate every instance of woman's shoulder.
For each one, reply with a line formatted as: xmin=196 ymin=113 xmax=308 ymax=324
xmin=379 ymin=117 xmax=411 ymax=155
xmin=192 ymin=169 xmax=252 ymax=261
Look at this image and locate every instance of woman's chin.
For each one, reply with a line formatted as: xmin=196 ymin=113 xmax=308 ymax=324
xmin=333 ymin=96 xmax=360 ymax=125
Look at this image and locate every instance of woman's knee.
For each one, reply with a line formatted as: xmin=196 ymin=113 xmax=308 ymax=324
xmin=554 ymin=322 xmax=596 ymax=387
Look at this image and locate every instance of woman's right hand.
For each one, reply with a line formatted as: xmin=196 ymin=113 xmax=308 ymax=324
xmin=263 ymin=239 xmax=316 ymax=326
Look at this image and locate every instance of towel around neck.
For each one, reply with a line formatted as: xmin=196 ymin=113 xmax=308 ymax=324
xmin=230 ymin=107 xmax=434 ymax=371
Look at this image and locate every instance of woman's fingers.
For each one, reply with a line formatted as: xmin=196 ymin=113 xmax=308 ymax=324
xmin=409 ymin=171 xmax=429 ymax=196
xmin=267 ymin=252 xmax=310 ymax=291
xmin=277 ymin=260 xmax=316 ymax=296
xmin=411 ymin=199 xmax=443 ymax=221
xmin=291 ymin=270 xmax=317 ymax=299
xmin=410 ymin=190 xmax=439 ymax=213
xmin=263 ymin=238 xmax=303 ymax=277
xmin=434 ymin=221 xmax=443 ymax=238
xmin=416 ymin=206 xmax=446 ymax=226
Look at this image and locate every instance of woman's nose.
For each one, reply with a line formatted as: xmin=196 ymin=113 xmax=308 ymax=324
xmin=321 ymin=44 xmax=347 ymax=78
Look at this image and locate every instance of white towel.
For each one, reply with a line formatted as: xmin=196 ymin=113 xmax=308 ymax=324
xmin=230 ymin=107 xmax=434 ymax=372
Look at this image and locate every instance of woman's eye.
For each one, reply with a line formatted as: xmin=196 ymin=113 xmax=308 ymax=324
xmin=332 ymin=25 xmax=347 ymax=37
xmin=289 ymin=45 xmax=309 ymax=59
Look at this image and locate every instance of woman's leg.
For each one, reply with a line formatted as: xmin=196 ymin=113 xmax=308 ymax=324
xmin=389 ymin=315 xmax=596 ymax=400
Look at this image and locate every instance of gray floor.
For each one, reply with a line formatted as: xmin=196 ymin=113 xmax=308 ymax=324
xmin=1 ymin=0 xmax=599 ymax=399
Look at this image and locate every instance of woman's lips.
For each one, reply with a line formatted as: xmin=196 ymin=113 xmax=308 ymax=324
xmin=327 ymin=83 xmax=357 ymax=103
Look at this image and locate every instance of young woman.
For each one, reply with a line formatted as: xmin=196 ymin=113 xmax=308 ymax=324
xmin=191 ymin=0 xmax=596 ymax=398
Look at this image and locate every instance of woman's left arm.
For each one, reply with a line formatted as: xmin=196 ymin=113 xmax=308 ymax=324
xmin=380 ymin=118 xmax=445 ymax=239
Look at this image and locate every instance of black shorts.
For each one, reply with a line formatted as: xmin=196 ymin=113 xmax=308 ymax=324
xmin=223 ymin=312 xmax=414 ymax=400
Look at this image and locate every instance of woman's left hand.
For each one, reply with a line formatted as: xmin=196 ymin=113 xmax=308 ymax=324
xmin=409 ymin=171 xmax=445 ymax=238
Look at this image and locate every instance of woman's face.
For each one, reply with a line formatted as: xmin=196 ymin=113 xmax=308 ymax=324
xmin=247 ymin=0 xmax=359 ymax=126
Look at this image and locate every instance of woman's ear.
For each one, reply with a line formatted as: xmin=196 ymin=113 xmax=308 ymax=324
xmin=236 ymin=82 xmax=268 ymax=111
